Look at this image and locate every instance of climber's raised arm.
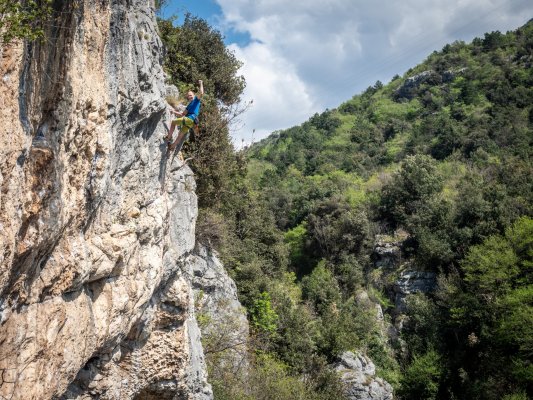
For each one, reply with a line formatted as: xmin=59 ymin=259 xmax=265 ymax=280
xmin=197 ymin=80 xmax=204 ymax=99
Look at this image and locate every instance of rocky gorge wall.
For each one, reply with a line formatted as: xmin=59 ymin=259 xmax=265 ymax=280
xmin=0 ymin=1 xmax=213 ymax=399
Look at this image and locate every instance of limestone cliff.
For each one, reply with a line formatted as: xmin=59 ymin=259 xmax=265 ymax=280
xmin=188 ymin=245 xmax=250 ymax=379
xmin=0 ymin=1 xmax=212 ymax=399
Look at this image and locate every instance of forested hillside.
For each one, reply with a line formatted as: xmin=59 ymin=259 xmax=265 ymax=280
xmin=160 ymin=15 xmax=532 ymax=400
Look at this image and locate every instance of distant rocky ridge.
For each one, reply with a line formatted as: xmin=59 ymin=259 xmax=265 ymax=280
xmin=394 ymin=68 xmax=467 ymax=100
xmin=332 ymin=232 xmax=440 ymax=400
xmin=372 ymin=233 xmax=438 ymax=359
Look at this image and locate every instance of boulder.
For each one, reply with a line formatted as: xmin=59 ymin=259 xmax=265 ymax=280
xmin=393 ymin=270 xmax=437 ymax=312
xmin=333 ymin=352 xmax=394 ymax=400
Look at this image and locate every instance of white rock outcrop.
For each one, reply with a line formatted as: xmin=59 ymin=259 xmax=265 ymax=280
xmin=333 ymin=352 xmax=394 ymax=400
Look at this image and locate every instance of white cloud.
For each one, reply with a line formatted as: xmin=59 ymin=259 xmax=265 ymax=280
xmin=214 ymin=0 xmax=533 ymax=143
xmin=228 ymin=42 xmax=316 ymax=145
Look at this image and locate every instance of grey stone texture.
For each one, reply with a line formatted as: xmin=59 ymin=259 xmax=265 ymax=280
xmin=333 ymin=352 xmax=394 ymax=400
xmin=0 ymin=1 xmax=212 ymax=399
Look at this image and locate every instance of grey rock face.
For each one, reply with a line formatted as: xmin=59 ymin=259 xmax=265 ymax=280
xmin=441 ymin=67 xmax=467 ymax=83
xmin=166 ymin=84 xmax=180 ymax=100
xmin=187 ymin=244 xmax=250 ymax=375
xmin=394 ymin=68 xmax=468 ymax=100
xmin=333 ymin=352 xmax=393 ymax=400
xmin=373 ymin=235 xmax=403 ymax=269
xmin=185 ymin=307 xmax=215 ymax=400
xmin=0 ymin=1 xmax=211 ymax=399
xmin=61 ymin=268 xmax=213 ymax=400
xmin=394 ymin=70 xmax=440 ymax=100
xmin=394 ymin=270 xmax=437 ymax=312
xmin=372 ymin=235 xmax=436 ymax=313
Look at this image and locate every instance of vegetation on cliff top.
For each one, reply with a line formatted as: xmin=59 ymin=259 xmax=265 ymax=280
xmin=158 ymin=14 xmax=247 ymax=213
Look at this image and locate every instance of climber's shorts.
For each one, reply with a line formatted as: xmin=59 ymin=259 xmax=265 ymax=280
xmin=173 ymin=116 xmax=195 ymax=131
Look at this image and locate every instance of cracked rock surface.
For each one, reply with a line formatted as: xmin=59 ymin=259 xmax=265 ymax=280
xmin=0 ymin=1 xmax=211 ymax=399
xmin=333 ymin=352 xmax=393 ymax=400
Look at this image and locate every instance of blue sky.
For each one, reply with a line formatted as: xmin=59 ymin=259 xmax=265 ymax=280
xmin=161 ymin=1 xmax=533 ymax=145
xmin=161 ymin=0 xmax=252 ymax=46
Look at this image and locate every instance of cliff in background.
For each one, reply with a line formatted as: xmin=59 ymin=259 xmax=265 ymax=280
xmin=0 ymin=1 xmax=214 ymax=398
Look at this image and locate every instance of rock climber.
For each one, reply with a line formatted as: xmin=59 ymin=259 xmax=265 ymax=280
xmin=166 ymin=80 xmax=204 ymax=152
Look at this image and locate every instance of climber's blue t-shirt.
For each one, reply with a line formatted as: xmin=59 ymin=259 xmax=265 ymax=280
xmin=186 ymin=96 xmax=201 ymax=120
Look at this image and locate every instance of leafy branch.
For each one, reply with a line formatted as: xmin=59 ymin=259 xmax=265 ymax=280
xmin=0 ymin=0 xmax=52 ymax=46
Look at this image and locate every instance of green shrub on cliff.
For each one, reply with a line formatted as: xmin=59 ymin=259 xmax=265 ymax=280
xmin=442 ymin=217 xmax=533 ymax=398
xmin=158 ymin=14 xmax=245 ymax=105
xmin=158 ymin=13 xmax=248 ymax=213
xmin=0 ymin=0 xmax=52 ymax=45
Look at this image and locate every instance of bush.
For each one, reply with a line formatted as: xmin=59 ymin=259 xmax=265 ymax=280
xmin=0 ymin=0 xmax=52 ymax=45
xmin=250 ymin=292 xmax=279 ymax=337
xmin=196 ymin=208 xmax=228 ymax=249
xmin=302 ymin=261 xmax=341 ymax=314
xmin=380 ymin=155 xmax=443 ymax=227
xmin=247 ymin=355 xmax=346 ymax=400
xmin=403 ymin=293 xmax=443 ymax=356
xmin=398 ymin=350 xmax=444 ymax=400
xmin=442 ymin=217 xmax=533 ymax=398
xmin=306 ymin=198 xmax=369 ymax=262
xmin=309 ymin=110 xmax=342 ymax=136
xmin=158 ymin=14 xmax=245 ymax=105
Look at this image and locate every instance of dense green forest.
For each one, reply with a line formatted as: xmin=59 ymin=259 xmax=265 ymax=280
xmin=159 ymin=14 xmax=532 ymax=400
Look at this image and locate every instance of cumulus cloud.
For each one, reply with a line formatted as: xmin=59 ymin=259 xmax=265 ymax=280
xmin=214 ymin=0 xmax=533 ymax=143
xmin=228 ymin=42 xmax=315 ymax=145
